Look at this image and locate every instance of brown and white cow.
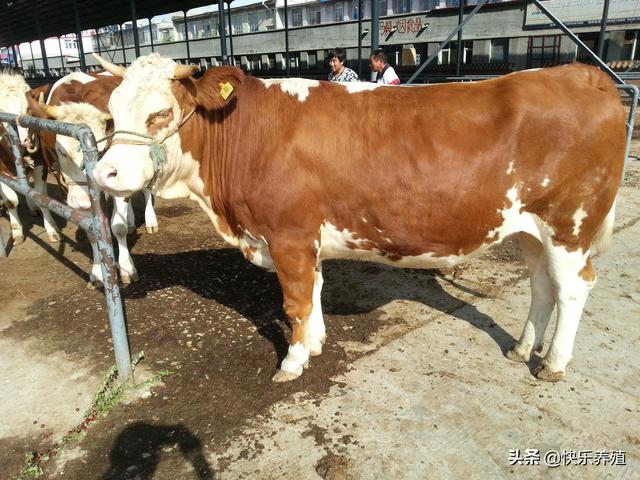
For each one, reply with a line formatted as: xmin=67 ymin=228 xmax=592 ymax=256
xmin=26 ymin=71 xmax=159 ymax=285
xmin=92 ymin=53 xmax=625 ymax=383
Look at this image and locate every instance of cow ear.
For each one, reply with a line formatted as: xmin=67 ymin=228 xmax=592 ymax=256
xmin=194 ymin=67 xmax=243 ymax=111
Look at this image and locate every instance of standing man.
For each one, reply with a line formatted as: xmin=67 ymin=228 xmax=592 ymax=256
xmin=370 ymin=49 xmax=401 ymax=85
xmin=327 ymin=48 xmax=359 ymax=82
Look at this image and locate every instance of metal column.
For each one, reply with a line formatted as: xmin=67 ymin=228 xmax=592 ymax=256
xmin=455 ymin=0 xmax=464 ymax=76
xmin=218 ymin=0 xmax=228 ymax=65
xmin=357 ymin=0 xmax=363 ymax=77
xmin=597 ymin=0 xmax=611 ymax=60
xmin=182 ymin=11 xmax=191 ymax=63
xmin=371 ymin=0 xmax=380 ymax=81
xmin=72 ymin=0 xmax=87 ymax=71
xmin=130 ymin=0 xmax=141 ymax=58
xmin=148 ymin=17 xmax=155 ymax=52
xmin=58 ymin=37 xmax=66 ymax=71
xmin=227 ymin=4 xmax=234 ymax=65
xmin=119 ymin=23 xmax=127 ymax=65
xmin=284 ymin=0 xmax=290 ymax=76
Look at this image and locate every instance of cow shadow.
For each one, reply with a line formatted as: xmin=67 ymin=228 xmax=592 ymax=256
xmin=101 ymin=422 xmax=214 ymax=480
xmin=123 ymin=248 xmax=518 ymax=364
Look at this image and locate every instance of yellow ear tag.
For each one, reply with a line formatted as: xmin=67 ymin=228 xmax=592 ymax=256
xmin=220 ymin=82 xmax=234 ymax=100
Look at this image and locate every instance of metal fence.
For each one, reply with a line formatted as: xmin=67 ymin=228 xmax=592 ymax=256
xmin=0 ymin=113 xmax=132 ymax=379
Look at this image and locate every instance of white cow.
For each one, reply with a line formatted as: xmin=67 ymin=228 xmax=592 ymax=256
xmin=0 ymin=72 xmax=60 ymax=244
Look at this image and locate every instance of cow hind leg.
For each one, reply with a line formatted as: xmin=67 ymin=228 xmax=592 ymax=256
xmin=143 ymin=189 xmax=158 ymax=233
xmin=271 ymin=246 xmax=318 ymax=383
xmin=0 ymin=184 xmax=24 ymax=244
xmin=534 ymin=240 xmax=596 ymax=382
xmin=506 ymin=233 xmax=555 ymax=363
xmin=308 ymin=264 xmax=326 ymax=356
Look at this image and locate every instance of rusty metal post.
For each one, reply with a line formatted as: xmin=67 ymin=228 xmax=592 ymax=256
xmin=0 ymin=112 xmax=132 ymax=379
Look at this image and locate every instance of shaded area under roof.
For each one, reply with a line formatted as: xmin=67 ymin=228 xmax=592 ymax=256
xmin=0 ymin=0 xmax=226 ymax=46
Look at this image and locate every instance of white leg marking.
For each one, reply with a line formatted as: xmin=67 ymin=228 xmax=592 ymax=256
xmin=112 ymin=197 xmax=138 ymax=283
xmin=143 ymin=189 xmax=158 ymax=233
xmin=87 ymin=231 xmax=104 ymax=288
xmin=33 ymin=166 xmax=60 ymax=242
xmin=538 ymin=240 xmax=594 ymax=378
xmin=280 ymin=341 xmax=309 ymax=377
xmin=126 ymin=198 xmax=136 ymax=233
xmin=0 ymin=183 xmax=23 ymax=243
xmin=308 ymin=266 xmax=326 ymax=356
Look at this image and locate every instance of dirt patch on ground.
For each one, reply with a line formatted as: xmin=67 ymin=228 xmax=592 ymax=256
xmin=0 ymin=176 xmax=537 ymax=479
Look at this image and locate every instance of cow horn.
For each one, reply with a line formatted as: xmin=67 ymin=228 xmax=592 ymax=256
xmin=173 ymin=64 xmax=199 ymax=80
xmin=92 ymin=53 xmax=126 ymax=77
xmin=37 ymin=92 xmax=44 ymax=103
xmin=41 ymin=103 xmax=61 ymax=119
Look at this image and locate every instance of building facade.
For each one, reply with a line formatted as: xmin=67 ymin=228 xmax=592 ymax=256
xmin=12 ymin=0 xmax=640 ymax=80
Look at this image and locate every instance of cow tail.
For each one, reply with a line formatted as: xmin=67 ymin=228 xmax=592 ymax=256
xmin=593 ymin=198 xmax=616 ymax=254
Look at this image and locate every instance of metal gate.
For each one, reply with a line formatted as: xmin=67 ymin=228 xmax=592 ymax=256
xmin=0 ymin=113 xmax=132 ymax=379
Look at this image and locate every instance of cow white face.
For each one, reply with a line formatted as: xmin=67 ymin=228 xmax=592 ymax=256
xmin=45 ymin=102 xmax=110 ymax=209
xmin=93 ymin=54 xmax=189 ymax=197
xmin=0 ymin=73 xmax=30 ymax=143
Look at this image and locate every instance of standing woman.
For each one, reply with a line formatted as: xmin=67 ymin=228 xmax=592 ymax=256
xmin=370 ymin=49 xmax=401 ymax=85
xmin=327 ymin=48 xmax=359 ymax=82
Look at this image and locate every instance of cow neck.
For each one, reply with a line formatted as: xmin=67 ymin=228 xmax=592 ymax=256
xmin=177 ymin=97 xmax=240 ymax=221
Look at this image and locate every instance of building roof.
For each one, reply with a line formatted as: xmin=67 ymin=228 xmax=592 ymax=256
xmin=0 ymin=0 xmax=229 ymax=46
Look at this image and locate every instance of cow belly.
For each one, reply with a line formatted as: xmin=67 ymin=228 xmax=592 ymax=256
xmin=318 ymin=222 xmax=466 ymax=269
xmin=239 ymin=232 xmax=275 ymax=271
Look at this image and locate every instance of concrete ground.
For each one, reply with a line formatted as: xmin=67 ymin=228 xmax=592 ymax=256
xmin=1 ymin=159 xmax=639 ymax=479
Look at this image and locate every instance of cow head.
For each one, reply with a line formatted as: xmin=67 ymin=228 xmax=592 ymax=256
xmin=92 ymin=53 xmax=242 ymax=197
xmin=0 ymin=72 xmax=31 ymax=144
xmin=39 ymin=102 xmax=111 ymax=209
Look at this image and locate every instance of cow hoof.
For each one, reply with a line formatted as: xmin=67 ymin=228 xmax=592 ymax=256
xmin=146 ymin=225 xmax=159 ymax=234
xmin=534 ymin=363 xmax=565 ymax=382
xmin=12 ymin=235 xmax=25 ymax=245
xmin=87 ymin=279 xmax=104 ymax=290
xmin=120 ymin=272 xmax=139 ymax=284
xmin=506 ymin=348 xmax=529 ymax=364
xmin=47 ymin=231 xmax=61 ymax=243
xmin=308 ymin=338 xmax=324 ymax=357
xmin=272 ymin=369 xmax=301 ymax=383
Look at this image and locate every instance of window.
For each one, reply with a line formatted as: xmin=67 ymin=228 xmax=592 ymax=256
xmin=232 ymin=15 xmax=243 ymax=34
xmin=419 ymin=0 xmax=440 ymax=10
xmin=334 ymin=4 xmax=344 ymax=22
xmin=248 ymin=12 xmax=259 ymax=32
xmin=446 ymin=0 xmax=459 ymax=6
xmin=490 ymin=38 xmax=508 ymax=62
xmin=393 ymin=0 xmax=412 ymax=14
xmin=292 ymin=8 xmax=303 ymax=27
xmin=308 ymin=6 xmax=321 ymax=25
xmin=527 ymin=35 xmax=561 ymax=68
xmin=379 ymin=0 xmax=388 ymax=16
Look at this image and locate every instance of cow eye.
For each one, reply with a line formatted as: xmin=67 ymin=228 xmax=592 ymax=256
xmin=155 ymin=109 xmax=171 ymax=119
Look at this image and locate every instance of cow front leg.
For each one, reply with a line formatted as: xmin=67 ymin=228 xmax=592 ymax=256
xmin=143 ymin=189 xmax=158 ymax=233
xmin=112 ymin=197 xmax=138 ymax=283
xmin=271 ymin=246 xmax=317 ymax=383
xmin=33 ymin=165 xmax=60 ymax=243
xmin=87 ymin=231 xmax=104 ymax=289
